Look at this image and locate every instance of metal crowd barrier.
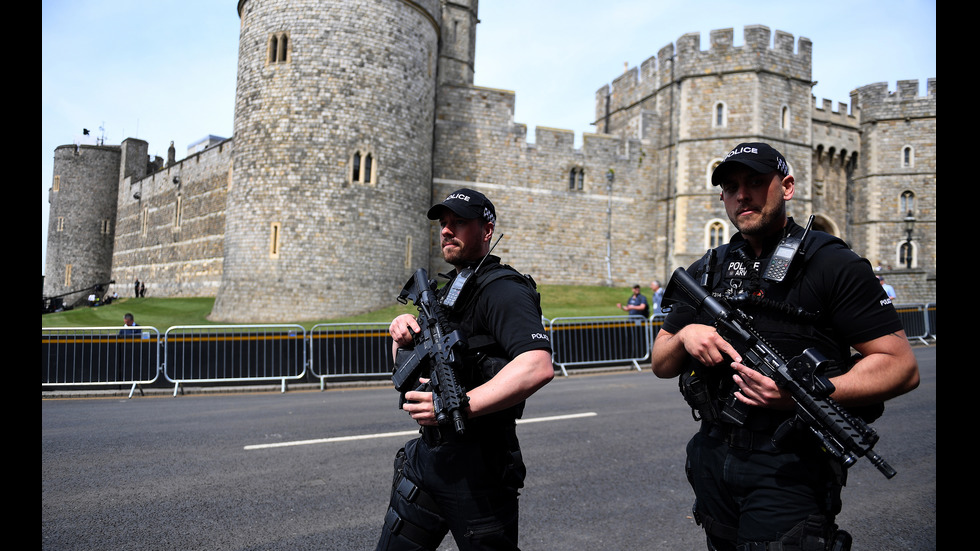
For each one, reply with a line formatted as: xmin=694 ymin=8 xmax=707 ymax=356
xmin=894 ymin=303 xmax=936 ymax=346
xmin=164 ymin=325 xmax=307 ymax=396
xmin=41 ymin=303 xmax=935 ymax=395
xmin=926 ymin=303 xmax=936 ymax=340
xmin=41 ymin=326 xmax=161 ymax=398
xmin=310 ymin=323 xmax=394 ymax=389
xmin=549 ymin=315 xmax=652 ymax=376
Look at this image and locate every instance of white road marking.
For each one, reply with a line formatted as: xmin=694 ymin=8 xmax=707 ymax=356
xmin=244 ymin=411 xmax=597 ymax=450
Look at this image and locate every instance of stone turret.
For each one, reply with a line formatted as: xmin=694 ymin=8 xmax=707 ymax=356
xmin=211 ymin=0 xmax=442 ymax=322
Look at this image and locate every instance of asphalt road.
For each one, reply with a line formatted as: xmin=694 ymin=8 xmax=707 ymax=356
xmin=42 ymin=346 xmax=935 ymax=550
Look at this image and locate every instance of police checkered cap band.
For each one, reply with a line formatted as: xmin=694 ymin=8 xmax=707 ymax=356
xmin=711 ymin=142 xmax=790 ymax=186
xmin=427 ymin=188 xmax=497 ymax=224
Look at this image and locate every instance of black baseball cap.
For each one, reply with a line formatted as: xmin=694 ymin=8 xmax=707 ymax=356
xmin=711 ymin=142 xmax=790 ymax=186
xmin=427 ymin=188 xmax=496 ymax=224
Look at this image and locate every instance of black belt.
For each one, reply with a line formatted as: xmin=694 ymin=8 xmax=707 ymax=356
xmin=420 ymin=421 xmax=516 ymax=447
xmin=702 ymin=423 xmax=782 ymax=452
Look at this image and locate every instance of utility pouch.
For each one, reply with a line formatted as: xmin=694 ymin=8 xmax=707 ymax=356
xmin=679 ymin=369 xmax=718 ymax=423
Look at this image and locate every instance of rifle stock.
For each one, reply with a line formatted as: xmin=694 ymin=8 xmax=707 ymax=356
xmin=663 ymin=267 xmax=897 ymax=479
xmin=393 ymin=268 xmax=470 ymax=434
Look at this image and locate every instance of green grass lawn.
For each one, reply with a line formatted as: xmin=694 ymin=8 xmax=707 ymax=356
xmin=41 ymin=285 xmax=639 ymax=330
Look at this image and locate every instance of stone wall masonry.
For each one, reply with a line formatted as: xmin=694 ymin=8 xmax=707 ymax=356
xmin=109 ymin=139 xmax=232 ymax=299
xmin=433 ymin=83 xmax=664 ymax=286
xmin=849 ymin=79 xmax=936 ymax=276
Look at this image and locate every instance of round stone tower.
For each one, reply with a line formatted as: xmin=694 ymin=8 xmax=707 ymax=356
xmin=211 ymin=0 xmax=441 ymax=322
xmin=44 ymin=144 xmax=125 ymax=305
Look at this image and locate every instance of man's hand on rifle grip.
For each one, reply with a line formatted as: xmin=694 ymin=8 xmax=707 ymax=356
xmin=403 ymin=377 xmax=438 ymax=426
xmin=390 ymin=313 xmax=421 ymax=347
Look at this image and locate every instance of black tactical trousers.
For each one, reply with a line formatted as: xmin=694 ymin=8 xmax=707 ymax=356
xmin=685 ymin=427 xmax=843 ymax=550
xmin=376 ymin=426 xmax=526 ymax=551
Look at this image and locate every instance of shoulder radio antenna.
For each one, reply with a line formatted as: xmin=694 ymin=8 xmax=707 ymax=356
xmin=474 ymin=233 xmax=504 ymax=272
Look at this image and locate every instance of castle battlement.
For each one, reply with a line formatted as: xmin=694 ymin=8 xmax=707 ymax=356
xmin=812 ymin=96 xmax=859 ymax=127
xmin=854 ymin=79 xmax=936 ymax=102
xmin=851 ymin=78 xmax=936 ymax=122
xmin=598 ymin=26 xmax=812 ymax=120
xmin=673 ymin=25 xmax=811 ymax=81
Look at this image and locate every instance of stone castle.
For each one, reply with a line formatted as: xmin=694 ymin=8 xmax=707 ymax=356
xmin=43 ymin=0 xmax=936 ymax=322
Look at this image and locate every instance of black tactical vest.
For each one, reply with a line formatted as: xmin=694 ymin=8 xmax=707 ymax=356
xmin=437 ymin=259 xmax=542 ymax=421
xmin=677 ymin=226 xmax=878 ymax=431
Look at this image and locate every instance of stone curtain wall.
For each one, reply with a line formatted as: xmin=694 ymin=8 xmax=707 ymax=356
xmin=110 ymin=140 xmax=232 ymax=299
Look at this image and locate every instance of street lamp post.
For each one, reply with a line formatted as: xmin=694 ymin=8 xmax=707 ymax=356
xmin=605 ymin=169 xmax=614 ymax=286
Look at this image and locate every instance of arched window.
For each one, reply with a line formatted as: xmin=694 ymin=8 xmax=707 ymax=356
xmin=781 ymin=105 xmax=791 ymax=130
xmin=899 ymin=241 xmax=915 ymax=269
xmin=268 ymin=32 xmax=289 ymax=65
xmin=714 ymin=102 xmax=727 ymax=128
xmin=902 ymin=145 xmax=914 ymax=168
xmin=350 ymin=150 xmax=376 ymax=185
xmin=706 ymin=219 xmax=728 ymax=249
xmin=363 ymin=153 xmax=372 ymax=183
xmin=278 ymin=34 xmax=288 ymax=62
xmin=901 ymin=190 xmax=915 ymax=215
xmin=568 ymin=167 xmax=584 ymax=190
xmin=706 ymin=159 xmax=723 ymax=189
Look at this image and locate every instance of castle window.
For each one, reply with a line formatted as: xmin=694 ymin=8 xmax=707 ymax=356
xmin=64 ymin=264 xmax=72 ymax=287
xmin=902 ymin=145 xmax=914 ymax=168
xmin=56 ymin=217 xmax=65 ymax=232
xmin=404 ymin=236 xmax=413 ymax=270
xmin=569 ymin=167 xmax=584 ymax=190
xmin=350 ymin=150 xmax=376 ymax=185
xmin=900 ymin=190 xmax=916 ymax=215
xmin=100 ymin=219 xmax=111 ymax=235
xmin=270 ymin=222 xmax=282 ymax=259
xmin=899 ymin=241 xmax=916 ymax=268
xmin=141 ymin=207 xmax=149 ymax=237
xmin=267 ymin=32 xmax=289 ymax=65
xmin=707 ymin=159 xmax=723 ymax=189
xmin=781 ymin=105 xmax=791 ymax=130
xmin=53 ymin=175 xmax=60 ymax=192
xmin=707 ymin=220 xmax=727 ymax=249
xmin=173 ymin=196 xmax=183 ymax=231
xmin=714 ymin=102 xmax=727 ymax=128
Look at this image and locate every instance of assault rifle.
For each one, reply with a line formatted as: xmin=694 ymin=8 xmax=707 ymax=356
xmin=392 ymin=268 xmax=470 ymax=435
xmin=662 ymin=267 xmax=897 ymax=479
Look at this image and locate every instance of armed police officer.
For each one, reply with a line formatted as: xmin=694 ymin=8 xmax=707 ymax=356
xmin=376 ymin=188 xmax=554 ymax=551
xmin=651 ymin=143 xmax=919 ymax=551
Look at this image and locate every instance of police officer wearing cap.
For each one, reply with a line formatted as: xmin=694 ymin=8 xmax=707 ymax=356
xmin=376 ymin=188 xmax=554 ymax=551
xmin=651 ymin=143 xmax=919 ymax=550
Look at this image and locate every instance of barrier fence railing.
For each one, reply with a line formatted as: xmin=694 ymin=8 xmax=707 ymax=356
xmin=894 ymin=304 xmax=934 ymax=346
xmin=309 ymin=323 xmax=394 ymax=388
xmin=41 ymin=303 xmax=935 ymax=395
xmin=163 ymin=325 xmax=307 ymax=396
xmin=926 ymin=303 xmax=936 ymax=340
xmin=41 ymin=326 xmax=162 ymax=398
xmin=548 ymin=315 xmax=652 ymax=376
